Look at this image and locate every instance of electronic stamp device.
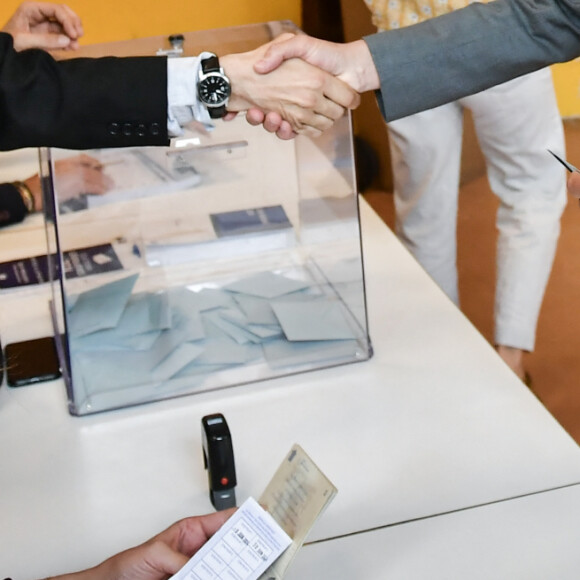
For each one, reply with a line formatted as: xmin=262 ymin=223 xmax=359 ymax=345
xmin=201 ymin=413 xmax=237 ymax=510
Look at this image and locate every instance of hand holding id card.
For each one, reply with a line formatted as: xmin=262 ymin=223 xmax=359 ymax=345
xmin=168 ymin=444 xmax=337 ymax=580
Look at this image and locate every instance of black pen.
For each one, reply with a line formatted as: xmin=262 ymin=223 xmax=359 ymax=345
xmin=548 ymin=149 xmax=580 ymax=173
xmin=548 ymin=149 xmax=580 ymax=207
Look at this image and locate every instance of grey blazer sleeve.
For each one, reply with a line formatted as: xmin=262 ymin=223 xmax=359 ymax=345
xmin=364 ymin=0 xmax=580 ymax=121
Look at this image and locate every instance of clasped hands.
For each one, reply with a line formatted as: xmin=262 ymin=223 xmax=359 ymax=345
xmin=225 ymin=33 xmax=379 ymax=140
xmin=2 ymin=2 xmax=370 ymax=140
xmin=222 ymin=33 xmax=364 ymax=140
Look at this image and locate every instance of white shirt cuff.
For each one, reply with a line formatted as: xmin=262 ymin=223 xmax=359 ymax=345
xmin=166 ymin=52 xmax=213 ymax=137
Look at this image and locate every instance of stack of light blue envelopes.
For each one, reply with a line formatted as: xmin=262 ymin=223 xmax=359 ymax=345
xmin=66 ymin=270 xmax=364 ymax=409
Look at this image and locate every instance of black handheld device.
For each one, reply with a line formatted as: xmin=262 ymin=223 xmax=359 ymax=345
xmin=4 ymin=336 xmax=61 ymax=387
xmin=201 ymin=413 xmax=237 ymax=510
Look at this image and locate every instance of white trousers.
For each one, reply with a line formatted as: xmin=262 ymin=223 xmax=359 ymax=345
xmin=387 ymin=68 xmax=566 ymax=351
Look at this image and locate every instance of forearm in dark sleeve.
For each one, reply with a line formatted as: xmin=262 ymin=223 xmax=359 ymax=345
xmin=365 ymin=0 xmax=580 ymax=121
xmin=0 ymin=32 xmax=170 ymax=151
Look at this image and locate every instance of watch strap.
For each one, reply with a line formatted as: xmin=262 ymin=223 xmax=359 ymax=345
xmin=208 ymin=105 xmax=226 ymax=119
xmin=201 ymin=54 xmax=220 ymax=74
xmin=200 ymin=54 xmax=228 ymax=119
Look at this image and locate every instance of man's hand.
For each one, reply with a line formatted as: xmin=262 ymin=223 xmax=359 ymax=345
xmin=2 ymin=1 xmax=83 ymax=51
xmin=51 ymin=510 xmax=235 ymax=580
xmin=222 ymin=34 xmax=361 ymax=139
xmin=254 ymin=34 xmax=380 ymax=95
xmin=24 ymin=154 xmax=112 ymax=209
xmin=238 ymin=34 xmax=378 ymax=138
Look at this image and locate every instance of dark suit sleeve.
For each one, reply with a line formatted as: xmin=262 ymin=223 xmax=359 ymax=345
xmin=0 ymin=182 xmax=27 ymax=227
xmin=364 ymin=0 xmax=580 ymax=121
xmin=0 ymin=32 xmax=170 ymax=151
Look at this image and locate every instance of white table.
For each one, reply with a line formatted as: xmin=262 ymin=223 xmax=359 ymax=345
xmin=1 ymin=196 xmax=580 ymax=579
xmin=288 ymin=482 xmax=580 ymax=579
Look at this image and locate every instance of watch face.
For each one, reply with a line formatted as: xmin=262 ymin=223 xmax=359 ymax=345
xmin=199 ymin=73 xmax=231 ymax=106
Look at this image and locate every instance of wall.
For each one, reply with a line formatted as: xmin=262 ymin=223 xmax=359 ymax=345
xmin=552 ymin=61 xmax=580 ymax=118
xmin=0 ymin=0 xmax=301 ymax=45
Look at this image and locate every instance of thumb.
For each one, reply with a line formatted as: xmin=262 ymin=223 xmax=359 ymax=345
xmin=254 ymin=36 xmax=305 ymax=74
xmin=13 ymin=32 xmax=72 ymax=51
xmin=145 ymin=542 xmax=190 ymax=576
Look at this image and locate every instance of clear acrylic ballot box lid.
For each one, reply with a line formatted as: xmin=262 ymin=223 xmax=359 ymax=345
xmin=41 ymin=22 xmax=372 ymax=415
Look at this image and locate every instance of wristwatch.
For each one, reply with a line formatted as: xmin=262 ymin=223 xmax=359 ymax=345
xmin=197 ymin=54 xmax=231 ymax=119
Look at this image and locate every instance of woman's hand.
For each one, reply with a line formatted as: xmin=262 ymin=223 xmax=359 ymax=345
xmin=2 ymin=1 xmax=83 ymax=51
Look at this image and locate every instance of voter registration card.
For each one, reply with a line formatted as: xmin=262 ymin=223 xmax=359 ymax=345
xmin=169 ymin=497 xmax=291 ymax=580
xmin=258 ymin=444 xmax=338 ymax=580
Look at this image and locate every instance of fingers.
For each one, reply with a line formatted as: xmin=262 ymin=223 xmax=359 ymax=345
xmin=322 ymin=75 xmax=361 ymax=111
xmin=57 ymin=3 xmax=84 ymax=40
xmin=277 ymin=65 xmax=358 ymax=133
xmin=274 ymin=121 xmax=297 ymax=140
xmin=82 ymin=169 xmax=113 ymax=195
xmin=567 ymin=172 xmax=580 ymax=200
xmin=269 ymin=61 xmax=356 ymax=133
xmin=36 ymin=2 xmax=84 ymax=40
xmin=269 ymin=32 xmax=297 ymax=45
xmin=282 ymin=107 xmax=331 ymax=137
xmin=77 ymin=155 xmax=112 ymax=195
xmin=254 ymin=36 xmax=378 ymax=94
xmin=3 ymin=2 xmax=84 ymax=51
xmin=53 ymin=154 xmax=112 ymax=199
xmin=245 ymin=108 xmax=266 ymax=127
xmin=94 ymin=539 xmax=190 ymax=580
xmin=93 ymin=510 xmax=237 ymax=580
xmin=139 ymin=541 xmax=190 ymax=577
xmin=224 ymin=38 xmax=360 ymax=140
xmin=159 ymin=510 xmax=236 ymax=556
xmin=262 ymin=112 xmax=293 ymax=138
xmin=13 ymin=31 xmax=74 ymax=51
xmin=240 ymin=83 xmax=350 ymax=139
xmin=309 ymin=94 xmax=348 ymax=125
xmin=195 ymin=508 xmax=237 ymax=539
xmin=254 ymin=35 xmax=313 ymax=75
xmin=245 ymin=110 xmax=297 ymax=140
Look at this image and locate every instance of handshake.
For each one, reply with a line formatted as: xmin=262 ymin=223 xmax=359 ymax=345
xmin=2 ymin=1 xmax=380 ymax=143
xmin=220 ymin=33 xmax=380 ymax=140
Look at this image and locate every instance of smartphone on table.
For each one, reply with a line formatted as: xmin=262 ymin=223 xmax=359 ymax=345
xmin=4 ymin=336 xmax=62 ymax=387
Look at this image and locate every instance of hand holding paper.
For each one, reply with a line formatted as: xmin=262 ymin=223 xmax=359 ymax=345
xmin=166 ymin=444 xmax=336 ymax=580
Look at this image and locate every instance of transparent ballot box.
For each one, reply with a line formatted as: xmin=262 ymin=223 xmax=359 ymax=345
xmin=41 ymin=23 xmax=372 ymax=415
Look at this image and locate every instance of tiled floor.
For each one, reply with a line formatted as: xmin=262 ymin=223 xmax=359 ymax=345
xmin=364 ymin=119 xmax=580 ymax=445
